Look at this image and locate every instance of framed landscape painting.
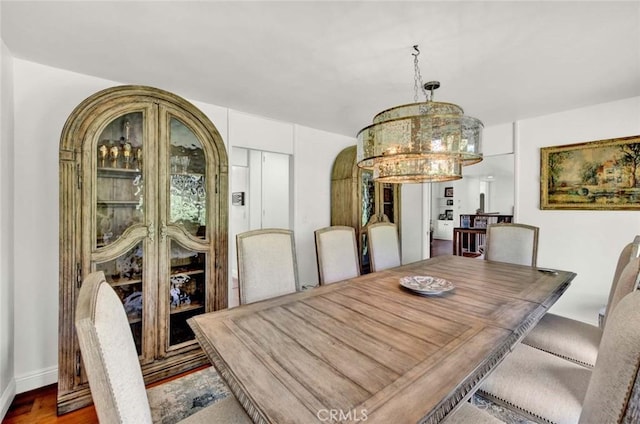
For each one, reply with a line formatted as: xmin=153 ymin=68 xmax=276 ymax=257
xmin=540 ymin=135 xmax=640 ymax=210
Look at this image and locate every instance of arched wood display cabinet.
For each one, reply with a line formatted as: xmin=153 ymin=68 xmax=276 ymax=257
xmin=58 ymin=85 xmax=228 ymax=413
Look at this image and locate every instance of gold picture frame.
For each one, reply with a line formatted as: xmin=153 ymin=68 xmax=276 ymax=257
xmin=540 ymin=135 xmax=640 ymax=210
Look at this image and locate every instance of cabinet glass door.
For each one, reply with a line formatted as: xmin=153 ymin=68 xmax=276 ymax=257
xmin=169 ymin=117 xmax=207 ymax=238
xmin=361 ymin=170 xmax=375 ymax=228
xmin=94 ymin=242 xmax=145 ymax=355
xmin=168 ymin=241 xmax=206 ymax=346
xmin=95 ymin=112 xmax=145 ymax=247
xmin=360 ymin=170 xmax=375 ymax=273
xmin=92 ymin=111 xmax=150 ymax=360
xmin=163 ymin=115 xmax=210 ymax=350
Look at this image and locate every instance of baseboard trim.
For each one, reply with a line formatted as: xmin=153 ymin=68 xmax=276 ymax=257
xmin=15 ymin=366 xmax=57 ymax=394
xmin=0 ymin=378 xmax=16 ymax=420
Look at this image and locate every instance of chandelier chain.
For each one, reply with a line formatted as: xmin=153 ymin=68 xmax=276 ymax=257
xmin=412 ymin=45 xmax=428 ymax=103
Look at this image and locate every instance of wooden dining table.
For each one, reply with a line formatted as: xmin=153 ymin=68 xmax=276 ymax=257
xmin=189 ymin=255 xmax=575 ymax=424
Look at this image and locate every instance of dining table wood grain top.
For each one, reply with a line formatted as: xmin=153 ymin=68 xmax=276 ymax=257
xmin=188 ymin=255 xmax=576 ymax=424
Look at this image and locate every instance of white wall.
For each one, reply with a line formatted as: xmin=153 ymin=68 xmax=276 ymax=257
xmin=483 ymin=123 xmax=514 ymax=157
xmin=0 ymin=39 xmax=16 ymax=420
xmin=517 ymin=96 xmax=640 ymax=325
xmin=12 ymin=60 xmax=118 ymax=393
xmin=401 ymin=184 xmax=425 ymax=263
xmin=229 ymin=110 xmax=294 ymax=154
xmin=293 ymin=125 xmax=354 ymax=285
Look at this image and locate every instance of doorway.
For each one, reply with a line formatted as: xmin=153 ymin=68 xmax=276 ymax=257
xmin=229 ymin=147 xmax=292 ymax=305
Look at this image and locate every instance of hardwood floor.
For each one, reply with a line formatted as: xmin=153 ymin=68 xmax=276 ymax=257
xmin=3 ymin=384 xmax=98 ymax=424
xmin=431 ymin=238 xmax=453 ymax=257
xmin=3 ymin=366 xmax=208 ymax=423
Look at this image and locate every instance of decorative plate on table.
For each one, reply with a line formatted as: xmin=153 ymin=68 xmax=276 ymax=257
xmin=400 ymin=275 xmax=455 ymax=296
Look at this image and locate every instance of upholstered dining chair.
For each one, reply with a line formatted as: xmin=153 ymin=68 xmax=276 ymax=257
xmin=522 ymin=243 xmax=640 ymax=368
xmin=75 ymin=271 xmax=251 ymax=424
xmin=478 ymin=289 xmax=640 ymax=424
xmin=599 ymin=237 xmax=640 ymax=328
xmin=484 ymin=223 xmax=539 ymax=266
xmin=314 ymin=225 xmax=360 ymax=284
xmin=236 ymin=228 xmax=299 ymax=304
xmin=367 ymin=222 xmax=401 ymax=272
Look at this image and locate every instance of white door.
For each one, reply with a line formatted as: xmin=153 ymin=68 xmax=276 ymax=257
xmin=261 ymin=151 xmax=290 ymax=229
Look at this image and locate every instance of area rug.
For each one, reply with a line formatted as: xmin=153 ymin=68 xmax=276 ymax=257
xmin=144 ymin=366 xmax=536 ymax=424
xmin=472 ymin=393 xmax=538 ymax=424
xmin=146 ymin=367 xmax=232 ymax=424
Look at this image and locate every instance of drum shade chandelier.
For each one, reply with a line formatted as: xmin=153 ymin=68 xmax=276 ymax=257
xmin=357 ymin=46 xmax=483 ymax=183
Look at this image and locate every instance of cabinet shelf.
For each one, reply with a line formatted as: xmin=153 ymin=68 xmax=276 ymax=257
xmin=97 ymin=200 xmax=140 ymax=206
xmin=170 ymin=172 xmax=204 ymax=177
xmin=110 ymin=278 xmax=142 ymax=287
xmin=170 ymin=269 xmax=204 ymax=277
xmin=170 ymin=303 xmax=204 ymax=315
xmin=97 ymin=167 xmax=141 ymax=178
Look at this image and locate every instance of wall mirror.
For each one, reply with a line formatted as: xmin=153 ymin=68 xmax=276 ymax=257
xmin=462 ymin=153 xmax=515 ymax=215
xmin=431 ymin=153 xmax=515 ymax=242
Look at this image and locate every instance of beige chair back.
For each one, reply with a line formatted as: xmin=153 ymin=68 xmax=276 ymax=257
xmin=601 ymin=238 xmax=640 ymax=326
xmin=367 ymin=222 xmax=401 ymax=272
xmin=75 ymin=271 xmax=153 ymax=424
xmin=611 ymin=240 xmax=640 ymax=285
xmin=602 ymin=256 xmax=640 ymax=330
xmin=236 ymin=228 xmax=298 ymax=304
xmin=315 ymin=226 xmax=360 ymax=284
xmin=484 ymin=223 xmax=539 ymax=267
xmin=579 ymin=290 xmax=640 ymax=423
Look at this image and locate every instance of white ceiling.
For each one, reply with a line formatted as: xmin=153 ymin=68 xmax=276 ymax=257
xmin=2 ymin=1 xmax=640 ymax=138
